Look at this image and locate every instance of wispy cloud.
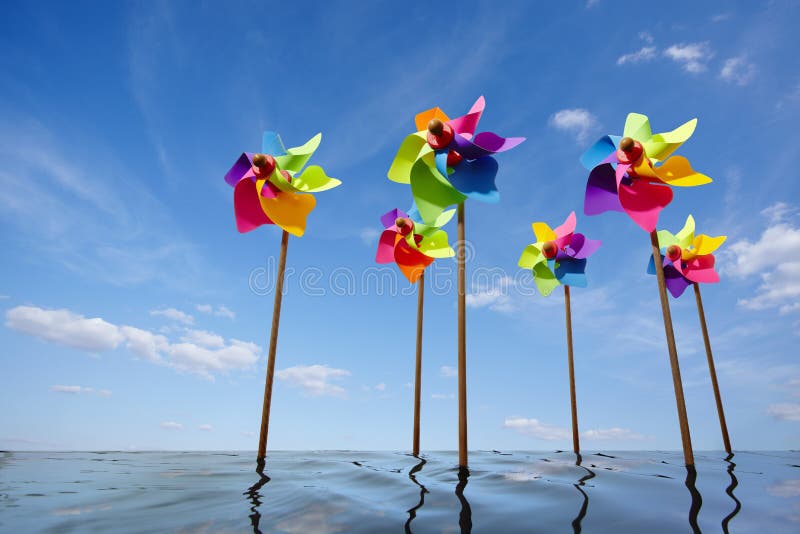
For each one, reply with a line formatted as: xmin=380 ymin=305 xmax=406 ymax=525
xmin=664 ymin=42 xmax=714 ymax=73
xmin=432 ymin=393 xmax=455 ymax=400
xmin=150 ymin=308 xmax=194 ymax=325
xmin=50 ymin=385 xmax=90 ymax=394
xmin=617 ymin=46 xmax=657 ymax=65
xmin=548 ymin=109 xmax=599 ymax=143
xmin=198 ymin=424 xmax=213 ymax=431
xmin=360 ymin=227 xmax=381 ymax=247
xmin=160 ymin=421 xmax=183 ymax=430
xmin=275 ymin=364 xmax=351 ymax=398
xmin=440 ymin=366 xmax=457 ymax=378
xmin=196 ymin=304 xmax=236 ymax=320
xmin=711 ymin=12 xmax=732 ymax=23
xmin=720 ymin=56 xmax=756 ymax=86
xmin=766 ymin=403 xmax=800 ymax=421
xmin=504 ymin=417 xmax=649 ymax=441
xmin=7 ymin=306 xmax=123 ymax=352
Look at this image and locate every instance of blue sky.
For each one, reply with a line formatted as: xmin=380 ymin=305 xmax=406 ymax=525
xmin=1 ymin=0 xmax=798 ymax=453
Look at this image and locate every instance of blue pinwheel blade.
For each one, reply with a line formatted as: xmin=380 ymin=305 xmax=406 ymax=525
xmin=262 ymin=131 xmax=287 ymax=156
xmin=447 ymin=156 xmax=500 ymax=203
xmin=579 ymin=135 xmax=620 ymax=170
xmin=555 ymin=258 xmax=588 ymax=287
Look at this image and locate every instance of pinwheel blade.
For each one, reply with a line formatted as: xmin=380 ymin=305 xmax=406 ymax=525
xmin=258 ymin=190 xmax=316 ymax=237
xmin=532 ymin=222 xmax=556 ymax=243
xmin=555 ymin=258 xmax=588 ymax=287
xmin=643 ymin=118 xmax=697 ymax=162
xmin=451 ymin=132 xmax=525 ymax=160
xmin=415 ymin=229 xmax=455 ymax=258
xmin=654 ymin=155 xmax=712 ymax=187
xmin=580 ymin=135 xmax=619 ymax=170
xmin=656 ymin=229 xmax=680 ymax=249
xmin=623 ymin=113 xmax=653 ymax=142
xmin=274 ymin=133 xmax=322 ymax=173
xmin=415 ymin=107 xmax=451 ymax=132
xmin=225 ymin=153 xmax=255 ymax=188
xmin=518 ymin=244 xmax=544 ymax=269
xmin=553 ymin=211 xmax=577 ymax=249
xmin=618 ymin=179 xmax=674 ymax=232
xmin=664 ymin=263 xmax=692 ymax=298
xmin=380 ymin=208 xmax=409 ymax=229
xmin=388 ymin=133 xmax=432 ymax=184
xmin=584 ymin=163 xmax=623 ymax=216
xmin=291 ymin=165 xmax=341 ymax=193
xmin=448 ymin=96 xmax=485 ymax=139
xmin=693 ymin=234 xmax=727 ymax=256
xmin=233 ymin=178 xmax=273 ymax=233
xmin=532 ymin=262 xmax=560 ymax=296
xmin=376 ymin=231 xmax=400 ymax=263
xmin=395 ymin=238 xmax=434 ymax=283
xmin=675 ymin=215 xmax=696 ymax=248
xmin=683 ymin=255 xmax=720 ymax=284
xmin=568 ymin=233 xmax=601 ymax=259
xmin=262 ymin=131 xmax=287 ymax=157
xmin=410 ymin=159 xmax=466 ymax=224
xmin=445 ymin=156 xmax=500 ymax=203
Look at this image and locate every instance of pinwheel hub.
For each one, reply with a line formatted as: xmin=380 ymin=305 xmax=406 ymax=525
xmin=395 ymin=217 xmax=414 ymax=236
xmin=616 ymin=137 xmax=644 ymax=165
xmin=542 ymin=241 xmax=558 ymax=259
xmin=252 ymin=153 xmax=276 ymax=175
xmin=666 ymin=244 xmax=682 ymax=261
xmin=426 ymin=119 xmax=454 ymax=149
xmin=279 ymin=169 xmax=292 ymax=183
xmin=446 ymin=150 xmax=463 ymax=167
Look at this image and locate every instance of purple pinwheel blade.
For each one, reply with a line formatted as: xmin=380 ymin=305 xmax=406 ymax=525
xmin=224 ymin=152 xmax=255 ymax=187
xmin=380 ymin=208 xmax=409 ymax=229
xmin=568 ymin=233 xmax=601 ymax=259
xmin=447 ymin=156 xmax=500 ymax=203
xmin=555 ymin=258 xmax=588 ymax=287
xmin=580 ymin=135 xmax=620 ymax=170
xmin=585 ymin=163 xmax=623 ymax=215
xmin=664 ymin=264 xmax=692 ymax=298
xmin=450 ymin=132 xmax=525 ymax=160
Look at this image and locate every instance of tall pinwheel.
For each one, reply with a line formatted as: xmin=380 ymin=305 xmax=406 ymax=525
xmin=224 ymin=131 xmax=341 ymax=464
xmin=518 ymin=211 xmax=601 ymax=454
xmin=648 ymin=215 xmax=731 ymax=454
xmin=387 ymin=96 xmax=525 ymax=467
xmin=580 ymin=113 xmax=714 ymax=467
xmin=375 ymin=208 xmax=454 ymax=456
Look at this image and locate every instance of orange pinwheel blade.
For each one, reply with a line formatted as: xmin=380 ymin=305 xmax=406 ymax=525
xmin=415 ymin=107 xmax=451 ymax=132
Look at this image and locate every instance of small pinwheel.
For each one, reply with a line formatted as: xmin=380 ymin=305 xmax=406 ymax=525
xmin=376 ymin=208 xmax=455 ymax=283
xmin=224 ymin=132 xmax=341 ymax=236
xmin=647 ymin=215 xmax=726 ymax=298
xmin=581 ymin=113 xmax=712 ymax=232
xmin=518 ymin=212 xmax=601 ymax=296
xmin=387 ymin=96 xmax=525 ymax=223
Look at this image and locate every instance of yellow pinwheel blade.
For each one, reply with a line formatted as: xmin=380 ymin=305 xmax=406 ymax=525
xmin=675 ymin=215 xmax=695 ymax=248
xmin=694 ymin=234 xmax=727 ymax=256
xmin=654 ymin=156 xmax=712 ymax=187
xmin=623 ymin=113 xmax=652 ymax=142
xmin=532 ymin=222 xmax=556 ymax=243
xmin=257 ymin=189 xmax=316 ymax=237
xmin=415 ymin=229 xmax=455 ymax=258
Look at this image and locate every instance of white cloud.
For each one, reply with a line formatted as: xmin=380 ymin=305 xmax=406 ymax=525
xmin=720 ymin=56 xmax=756 ymax=86
xmin=98 ymin=389 xmax=112 ymax=397
xmin=196 ymin=304 xmax=212 ymax=314
xmin=150 ymin=308 xmax=194 ymax=325
xmin=585 ymin=0 xmax=600 ymax=8
xmin=120 ymin=326 xmax=168 ymax=362
xmin=181 ymin=329 xmax=225 ymax=349
xmin=664 ymin=42 xmax=713 ymax=73
xmin=360 ymin=227 xmax=381 ymax=246
xmin=548 ymin=108 xmax=599 ymax=142
xmin=167 ymin=339 xmax=260 ymax=379
xmin=440 ymin=366 xmax=457 ymax=378
xmin=503 ymin=417 xmax=571 ymax=440
xmin=711 ymin=12 xmax=732 ymax=22
xmin=581 ymin=427 xmax=648 ymax=440
xmin=6 ymin=306 xmax=123 ymax=352
xmin=766 ymin=403 xmax=800 ymax=421
xmin=617 ymin=46 xmax=657 ymax=65
xmin=767 ymin=480 xmax=800 ymax=497
xmin=198 ymin=424 xmax=213 ymax=431
xmin=50 ymin=385 xmax=86 ymax=394
xmin=195 ymin=304 xmax=236 ymax=320
xmin=275 ymin=364 xmax=351 ymax=398
xmin=638 ymin=31 xmax=654 ymax=44
xmin=160 ymin=421 xmax=183 ymax=430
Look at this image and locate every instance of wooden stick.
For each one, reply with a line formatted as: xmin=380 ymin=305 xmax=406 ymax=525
xmin=565 ymin=285 xmax=580 ymax=454
xmin=257 ymin=230 xmax=289 ymax=462
xmin=413 ymin=271 xmax=424 ymax=456
xmin=649 ymin=230 xmax=694 ymax=466
xmin=457 ymin=202 xmax=468 ymax=468
xmin=693 ymin=283 xmax=732 ymax=454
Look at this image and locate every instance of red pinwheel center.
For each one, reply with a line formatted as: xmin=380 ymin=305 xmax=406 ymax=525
xmin=427 ymin=119 xmax=454 ymax=149
xmin=616 ymin=137 xmax=643 ymax=165
xmin=666 ymin=244 xmax=682 ymax=261
xmin=542 ymin=241 xmax=558 ymax=260
xmin=395 ymin=217 xmax=414 ymax=236
xmin=252 ymin=153 xmax=276 ymax=175
xmin=446 ymin=150 xmax=463 ymax=167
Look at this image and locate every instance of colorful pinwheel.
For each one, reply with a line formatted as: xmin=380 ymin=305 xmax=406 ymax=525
xmin=388 ymin=96 xmax=525 ymax=224
xmin=581 ymin=113 xmax=711 ymax=232
xmin=518 ymin=212 xmax=601 ymax=296
xmin=517 ymin=211 xmax=600 ymax=454
xmin=224 ymin=130 xmax=341 ymax=464
xmin=375 ymin=208 xmax=455 ymax=283
xmin=224 ymin=132 xmax=341 ymax=237
xmin=647 ymin=215 xmax=726 ymax=298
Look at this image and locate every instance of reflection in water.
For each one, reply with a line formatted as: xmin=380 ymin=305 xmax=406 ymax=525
xmin=722 ymin=454 xmax=742 ymax=533
xmin=404 ymin=457 xmax=429 ymax=533
xmin=244 ymin=464 xmax=270 ymax=534
xmin=455 ymin=466 xmax=472 ymax=533
xmin=571 ymin=454 xmax=595 ymax=533
xmin=684 ymin=465 xmax=703 ymax=534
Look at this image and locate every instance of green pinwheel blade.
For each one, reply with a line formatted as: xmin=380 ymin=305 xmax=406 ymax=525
xmin=388 ymin=133 xmax=433 ymax=184
xmin=675 ymin=214 xmax=695 ymax=248
xmin=656 ymin=229 xmax=679 ymax=249
xmin=644 ymin=118 xmax=697 ymax=162
xmin=623 ymin=113 xmax=653 ymax=142
xmin=267 ymin=167 xmax=295 ymax=192
xmin=410 ymin=159 xmax=466 ymax=224
xmin=413 ymin=229 xmax=454 ymax=258
xmin=532 ymin=262 xmax=560 ymax=297
xmin=275 ymin=133 xmax=322 ymax=173
xmin=518 ymin=244 xmax=544 ymax=269
xmin=291 ymin=165 xmax=341 ymax=193
xmin=413 ymin=208 xmax=456 ymax=237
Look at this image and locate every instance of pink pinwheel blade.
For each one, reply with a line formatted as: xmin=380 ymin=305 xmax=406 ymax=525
xmin=259 ymin=180 xmax=280 ymax=199
xmin=618 ymin=179 xmax=674 ymax=232
xmin=553 ymin=211 xmax=576 ymax=248
xmin=376 ymin=230 xmax=398 ymax=263
xmin=681 ymin=255 xmax=720 ymax=284
xmin=225 ymin=152 xmax=255 ymax=187
xmin=448 ymin=96 xmax=485 ymax=139
xmin=616 ymin=163 xmax=631 ymax=186
xmin=585 ymin=164 xmax=623 ymax=215
xmin=233 ymin=178 xmax=273 ymax=233
xmin=380 ymin=208 xmax=409 ymax=229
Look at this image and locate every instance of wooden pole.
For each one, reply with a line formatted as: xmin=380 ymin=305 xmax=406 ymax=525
xmin=257 ymin=230 xmax=289 ymax=462
xmin=565 ymin=285 xmax=580 ymax=455
xmin=649 ymin=230 xmax=694 ymax=466
xmin=413 ymin=271 xmax=425 ymax=456
xmin=457 ymin=202 xmax=468 ymax=468
xmin=693 ymin=282 xmax=732 ymax=454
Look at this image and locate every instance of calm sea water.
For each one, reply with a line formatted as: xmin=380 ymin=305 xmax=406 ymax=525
xmin=1 ymin=450 xmax=798 ymax=533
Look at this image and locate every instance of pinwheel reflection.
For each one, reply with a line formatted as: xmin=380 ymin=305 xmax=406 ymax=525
xmin=647 ymin=215 xmax=726 ymax=298
xmin=224 ymin=132 xmax=341 ymax=236
xmin=388 ymin=96 xmax=525 ymax=223
xmin=518 ymin=212 xmax=601 ymax=296
xmin=581 ymin=113 xmax=712 ymax=232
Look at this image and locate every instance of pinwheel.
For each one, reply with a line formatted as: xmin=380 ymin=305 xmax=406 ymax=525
xmin=224 ymin=131 xmax=341 ymax=463
xmin=648 ymin=215 xmax=732 ymax=453
xmin=387 ymin=97 xmax=525 ymax=467
xmin=375 ymin=207 xmax=454 ymax=456
xmin=579 ymin=113 xmax=714 ymax=467
xmin=518 ymin=211 xmax=601 ymax=454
